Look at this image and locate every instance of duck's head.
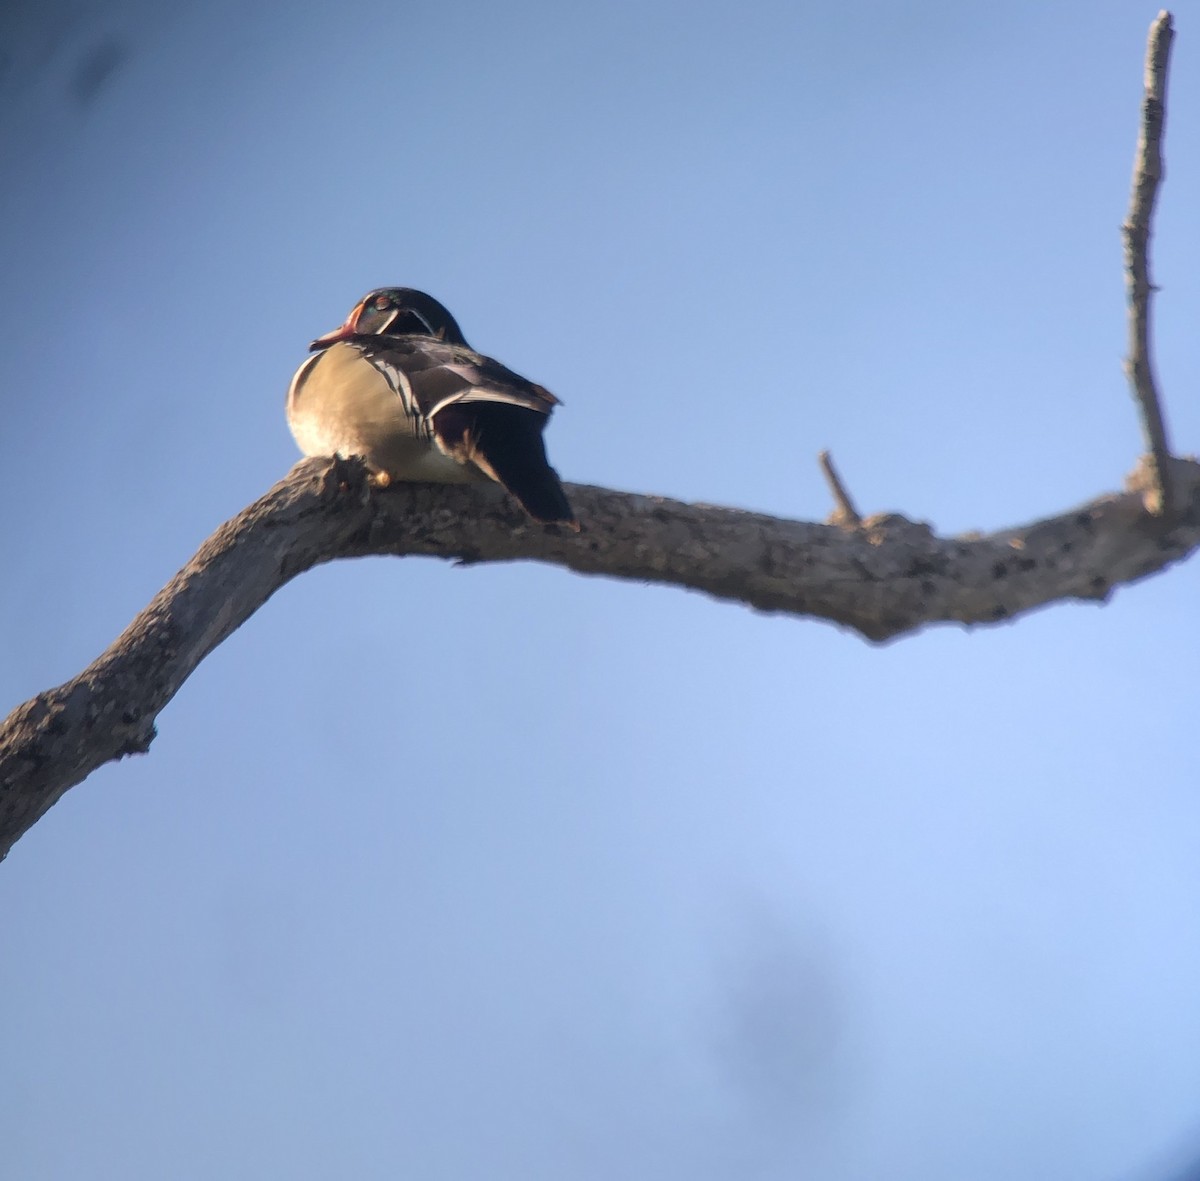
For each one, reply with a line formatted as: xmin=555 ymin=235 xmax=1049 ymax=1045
xmin=310 ymin=288 xmax=469 ymax=351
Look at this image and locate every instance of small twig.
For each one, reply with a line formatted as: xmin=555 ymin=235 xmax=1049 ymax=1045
xmin=817 ymin=450 xmax=862 ymax=527
xmin=1122 ymin=10 xmax=1176 ymax=515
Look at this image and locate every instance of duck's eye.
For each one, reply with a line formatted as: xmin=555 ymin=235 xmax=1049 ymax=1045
xmin=373 ymin=296 xmax=392 ymax=311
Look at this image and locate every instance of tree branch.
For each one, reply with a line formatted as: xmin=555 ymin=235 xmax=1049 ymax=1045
xmin=1123 ymin=9 xmax=1176 ymax=515
xmin=3 ymin=455 xmax=1199 ymax=860
xmin=0 ymin=13 xmax=1192 ymax=862
xmin=817 ymin=450 xmax=863 ymax=528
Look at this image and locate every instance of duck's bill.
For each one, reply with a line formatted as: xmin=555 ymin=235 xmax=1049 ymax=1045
xmin=309 ymin=321 xmax=356 ymax=351
xmin=309 ymin=301 xmax=364 ymax=351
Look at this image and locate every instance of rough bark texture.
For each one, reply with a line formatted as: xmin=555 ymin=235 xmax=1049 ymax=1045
xmin=1124 ymin=11 xmax=1175 ymax=512
xmin=2 ymin=453 xmax=1198 ymax=860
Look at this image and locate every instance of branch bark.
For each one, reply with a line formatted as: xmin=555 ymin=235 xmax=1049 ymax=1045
xmin=0 ymin=13 xmax=1192 ymax=862
xmin=3 ymin=455 xmax=1199 ymax=860
xmin=817 ymin=450 xmax=863 ymax=528
xmin=1124 ymin=10 xmax=1176 ymax=514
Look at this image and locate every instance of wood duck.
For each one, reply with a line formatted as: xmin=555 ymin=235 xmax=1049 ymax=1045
xmin=287 ymin=287 xmax=577 ymax=528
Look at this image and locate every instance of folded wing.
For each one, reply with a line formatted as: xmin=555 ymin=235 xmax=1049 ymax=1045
xmin=356 ymin=338 xmax=577 ymax=528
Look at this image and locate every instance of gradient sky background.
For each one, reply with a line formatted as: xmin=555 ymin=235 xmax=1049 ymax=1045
xmin=2 ymin=2 xmax=1199 ymax=1178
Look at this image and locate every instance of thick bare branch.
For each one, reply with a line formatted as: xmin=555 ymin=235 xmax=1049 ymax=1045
xmin=1123 ymin=9 xmax=1175 ymax=514
xmin=3 ymin=455 xmax=1200 ymax=861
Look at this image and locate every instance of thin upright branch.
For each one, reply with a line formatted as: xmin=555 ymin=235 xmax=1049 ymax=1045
xmin=1123 ymin=9 xmax=1176 ymax=515
xmin=817 ymin=450 xmax=863 ymax=527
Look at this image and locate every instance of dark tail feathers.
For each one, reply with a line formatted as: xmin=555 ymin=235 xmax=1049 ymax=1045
xmin=434 ymin=403 xmax=578 ymax=529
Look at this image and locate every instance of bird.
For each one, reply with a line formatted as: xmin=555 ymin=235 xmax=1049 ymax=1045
xmin=287 ymin=287 xmax=578 ymax=528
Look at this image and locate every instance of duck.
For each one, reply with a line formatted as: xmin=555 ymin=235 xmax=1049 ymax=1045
xmin=287 ymin=287 xmax=577 ymax=528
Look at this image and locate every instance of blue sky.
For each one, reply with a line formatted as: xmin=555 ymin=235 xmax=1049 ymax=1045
xmin=2 ymin=2 xmax=1199 ymax=1178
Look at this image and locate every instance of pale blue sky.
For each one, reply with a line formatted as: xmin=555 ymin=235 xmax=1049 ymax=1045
xmin=2 ymin=2 xmax=1199 ymax=1178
